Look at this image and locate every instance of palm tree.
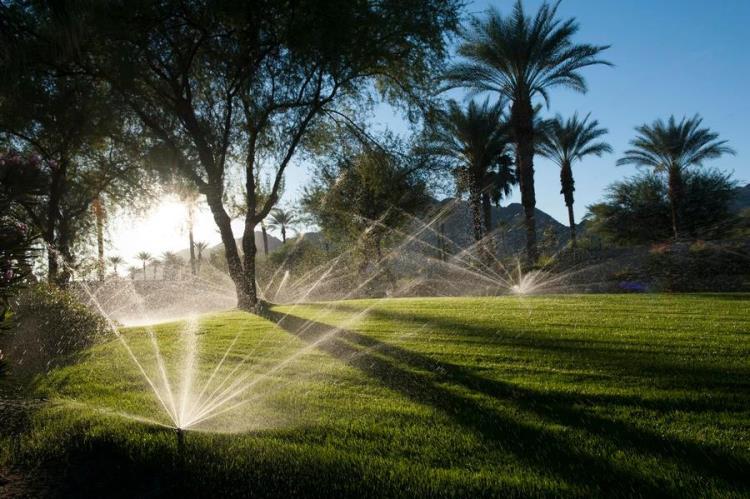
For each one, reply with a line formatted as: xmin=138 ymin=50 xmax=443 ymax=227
xmin=127 ymin=265 xmax=138 ymax=280
xmin=267 ymin=208 xmax=297 ymax=244
xmin=431 ymin=97 xmax=515 ymax=264
xmin=136 ymin=251 xmax=152 ymax=281
xmin=161 ymin=251 xmax=178 ymax=280
xmin=444 ymin=0 xmax=610 ymax=262
xmin=194 ymin=241 xmax=208 ymax=272
xmin=151 ymin=259 xmax=161 ymax=280
xmin=617 ymin=115 xmax=734 ymax=239
xmin=538 ymin=113 xmax=612 ymax=248
xmin=108 ymin=255 xmax=123 ymax=276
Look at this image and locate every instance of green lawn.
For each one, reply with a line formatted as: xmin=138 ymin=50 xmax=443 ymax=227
xmin=3 ymin=295 xmax=750 ymax=497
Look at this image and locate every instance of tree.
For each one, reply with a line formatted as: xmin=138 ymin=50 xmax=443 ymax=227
xmin=444 ymin=0 xmax=610 ymax=263
xmin=127 ymin=265 xmax=138 ymax=280
xmin=586 ymin=170 xmax=737 ymax=245
xmin=136 ymin=252 xmax=152 ymax=281
xmin=0 ymin=150 xmax=48 ymax=319
xmin=538 ymin=113 xmax=611 ymax=249
xmin=267 ymin=209 xmax=298 ymax=244
xmin=429 ymin=97 xmax=515 ymax=264
xmin=78 ymin=0 xmax=460 ymax=311
xmin=151 ymin=259 xmax=161 ymax=280
xmin=302 ymin=133 xmax=431 ymax=285
xmin=0 ymin=5 xmax=147 ymax=285
xmin=108 ymin=256 xmax=123 ymax=276
xmin=617 ymin=115 xmax=734 ymax=239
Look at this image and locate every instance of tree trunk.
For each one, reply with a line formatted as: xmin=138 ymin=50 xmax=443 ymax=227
xmin=205 ymin=188 xmax=254 ymax=310
xmin=560 ymin=161 xmax=576 ymax=249
xmin=481 ymin=192 xmax=496 ymax=260
xmin=667 ymin=166 xmax=683 ymax=240
xmin=511 ymin=98 xmax=538 ymax=265
xmin=142 ymin=262 xmax=147 ymax=281
xmin=46 ymin=164 xmax=64 ymax=284
xmin=261 ymin=223 xmax=269 ymax=255
xmin=281 ymin=226 xmax=286 ymax=243
xmin=468 ymin=181 xmax=492 ymax=267
xmin=188 ymin=205 xmax=196 ymax=276
xmin=92 ymin=196 xmax=105 ymax=282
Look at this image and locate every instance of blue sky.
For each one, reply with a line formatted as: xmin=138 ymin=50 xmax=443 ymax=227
xmin=282 ymin=0 xmax=750 ymax=225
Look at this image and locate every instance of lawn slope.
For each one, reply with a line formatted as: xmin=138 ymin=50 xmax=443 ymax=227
xmin=3 ymin=295 xmax=749 ymax=497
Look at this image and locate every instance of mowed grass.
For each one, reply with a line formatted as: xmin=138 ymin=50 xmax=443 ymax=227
xmin=3 ymin=294 xmax=750 ymax=497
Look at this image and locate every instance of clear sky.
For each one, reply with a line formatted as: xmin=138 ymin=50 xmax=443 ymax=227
xmin=110 ymin=0 xmax=749 ymax=264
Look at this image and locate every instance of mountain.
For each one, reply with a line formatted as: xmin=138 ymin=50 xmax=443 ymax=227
xmin=422 ymin=198 xmax=569 ymax=255
xmin=171 ymin=231 xmax=283 ymax=262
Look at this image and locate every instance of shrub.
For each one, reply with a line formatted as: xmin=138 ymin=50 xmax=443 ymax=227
xmin=645 ymin=242 xmax=749 ymax=291
xmin=1 ymin=284 xmax=108 ymax=382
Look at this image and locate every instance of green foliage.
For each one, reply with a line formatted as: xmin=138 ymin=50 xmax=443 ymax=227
xmin=2 ymin=284 xmax=108 ymax=383
xmin=7 ymin=296 xmax=750 ymax=496
xmin=302 ymin=134 xmax=431 ymax=261
xmin=646 ymin=242 xmax=750 ymax=292
xmin=587 ymin=170 xmax=737 ymax=244
xmin=0 ymin=151 xmax=49 ymax=319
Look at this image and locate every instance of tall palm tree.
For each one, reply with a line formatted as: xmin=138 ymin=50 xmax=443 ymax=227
xmin=108 ymin=255 xmax=123 ymax=276
xmin=194 ymin=241 xmax=208 ymax=271
xmin=267 ymin=208 xmax=297 ymax=244
xmin=91 ymin=196 xmax=106 ymax=281
xmin=431 ymin=97 xmax=515 ymax=264
xmin=136 ymin=251 xmax=152 ymax=281
xmin=538 ymin=113 xmax=612 ymax=248
xmin=617 ymin=115 xmax=734 ymax=239
xmin=444 ymin=0 xmax=610 ymax=263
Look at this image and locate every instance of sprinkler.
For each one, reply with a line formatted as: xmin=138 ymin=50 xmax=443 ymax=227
xmin=175 ymin=427 xmax=185 ymax=452
xmin=174 ymin=427 xmax=186 ymax=468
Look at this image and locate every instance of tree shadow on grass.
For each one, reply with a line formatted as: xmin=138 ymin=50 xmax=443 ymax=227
xmin=327 ymin=301 xmax=750 ymax=393
xmin=267 ymin=306 xmax=750 ymax=495
xmin=264 ymin=308 xmax=750 ymax=497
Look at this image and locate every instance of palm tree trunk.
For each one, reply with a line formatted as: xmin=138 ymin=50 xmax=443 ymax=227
xmin=667 ymin=166 xmax=683 ymax=240
xmin=188 ymin=205 xmax=196 ymax=276
xmin=481 ymin=192 xmax=496 ymax=260
xmin=560 ymin=162 xmax=576 ymax=249
xmin=281 ymin=226 xmax=286 ymax=244
xmin=142 ymin=262 xmax=146 ymax=281
xmin=261 ymin=223 xmax=269 ymax=255
xmin=469 ymin=182 xmax=492 ymax=267
xmin=92 ymin=196 xmax=105 ymax=282
xmin=512 ymin=99 xmax=538 ymax=265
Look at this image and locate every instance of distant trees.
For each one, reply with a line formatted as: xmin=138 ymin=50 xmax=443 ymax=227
xmin=445 ymin=0 xmax=610 ymax=263
xmin=617 ymin=115 xmax=734 ymax=240
xmin=538 ymin=113 xmax=611 ymax=248
xmin=430 ymin=98 xmax=515 ymax=263
xmin=587 ymin=170 xmax=737 ymax=245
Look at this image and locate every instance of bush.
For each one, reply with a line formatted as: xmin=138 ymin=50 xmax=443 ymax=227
xmin=645 ymin=242 xmax=750 ymax=291
xmin=0 ymin=284 xmax=108 ymax=382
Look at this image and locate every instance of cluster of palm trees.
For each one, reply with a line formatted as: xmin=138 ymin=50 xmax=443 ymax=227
xmin=436 ymin=0 xmax=732 ymax=262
